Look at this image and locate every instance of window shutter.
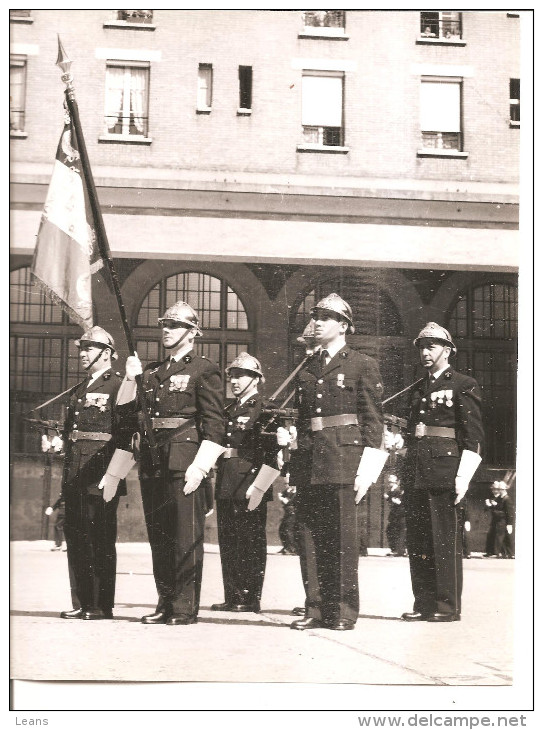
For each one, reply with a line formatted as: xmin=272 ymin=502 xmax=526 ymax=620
xmin=302 ymin=75 xmax=343 ymax=127
xmin=420 ymin=80 xmax=460 ymax=132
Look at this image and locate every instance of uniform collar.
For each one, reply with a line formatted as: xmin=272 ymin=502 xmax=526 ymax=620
xmin=88 ymin=366 xmax=110 ymax=384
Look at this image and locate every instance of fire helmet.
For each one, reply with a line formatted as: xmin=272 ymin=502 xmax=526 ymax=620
xmin=311 ymin=293 xmax=355 ymax=334
xmin=158 ymin=301 xmax=202 ymax=336
xmin=226 ymin=352 xmax=264 ymax=381
xmin=413 ymin=322 xmax=456 ymax=354
xmin=75 ymin=326 xmax=118 ymax=360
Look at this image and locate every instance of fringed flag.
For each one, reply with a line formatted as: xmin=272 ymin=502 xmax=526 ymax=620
xmin=31 ymin=103 xmax=102 ymax=328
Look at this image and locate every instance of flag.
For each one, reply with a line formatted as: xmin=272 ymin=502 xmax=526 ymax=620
xmin=31 ymin=103 xmax=102 ymax=329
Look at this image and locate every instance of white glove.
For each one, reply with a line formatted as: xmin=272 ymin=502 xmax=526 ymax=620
xmin=393 ymin=433 xmax=404 ymax=450
xmin=51 ymin=435 xmax=64 ymax=453
xmin=99 ymin=473 xmax=121 ymax=503
xmin=506 ymin=524 xmax=513 ymax=535
xmin=246 ymin=464 xmax=280 ymax=511
xmin=99 ymin=449 xmax=136 ymax=502
xmin=277 ymin=426 xmax=297 ymax=447
xmin=455 ymin=450 xmax=482 ymax=505
xmin=464 ymin=521 xmax=471 ymax=532
xmin=485 ymin=498 xmax=492 ymax=507
xmin=184 ymin=440 xmax=227 ymax=495
xmin=125 ymin=354 xmax=143 ymax=380
xmin=354 ymin=474 xmax=372 ymax=504
xmin=41 ymin=435 xmax=51 ymax=453
xmin=45 ymin=506 xmax=54 ymax=516
xmin=183 ymin=464 xmax=206 ymax=495
xmin=276 ymin=449 xmax=285 ymax=470
xmin=454 ymin=476 xmax=470 ymax=505
xmin=392 ymin=497 xmax=401 ymax=505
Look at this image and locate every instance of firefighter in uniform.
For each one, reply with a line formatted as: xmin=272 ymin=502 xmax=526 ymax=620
xmin=401 ymin=323 xmax=484 ymax=623
xmin=58 ymin=327 xmax=128 ymax=620
xmin=275 ymin=294 xmax=388 ymax=631
xmin=484 ymin=481 xmax=514 ymax=558
xmin=118 ymin=301 xmax=225 ymax=625
xmin=211 ymin=353 xmax=278 ymax=613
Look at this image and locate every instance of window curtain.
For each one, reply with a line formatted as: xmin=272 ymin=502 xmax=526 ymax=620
xmin=130 ymin=68 xmax=147 ymax=134
xmin=105 ymin=67 xmax=125 ymax=132
xmin=301 ymin=75 xmax=343 ymax=127
xmin=420 ymin=80 xmax=460 ymax=132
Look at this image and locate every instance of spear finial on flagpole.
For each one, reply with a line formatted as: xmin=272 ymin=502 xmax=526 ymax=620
xmin=56 ymin=35 xmax=74 ymax=96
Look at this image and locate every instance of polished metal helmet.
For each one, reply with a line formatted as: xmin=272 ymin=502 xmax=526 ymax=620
xmin=413 ymin=322 xmax=456 ymax=354
xmin=75 ymin=326 xmax=118 ymax=360
xmin=311 ymin=293 xmax=355 ymax=334
xmin=226 ymin=352 xmax=264 ymax=381
xmin=158 ymin=301 xmax=202 ymax=336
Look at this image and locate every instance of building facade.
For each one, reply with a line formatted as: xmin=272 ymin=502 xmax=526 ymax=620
xmin=10 ymin=10 xmax=520 ymax=544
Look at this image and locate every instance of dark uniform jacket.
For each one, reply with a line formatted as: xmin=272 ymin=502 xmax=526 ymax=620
xmin=402 ymin=367 xmax=484 ymax=491
xmin=215 ymin=393 xmax=275 ymax=501
xmin=62 ymin=368 xmax=127 ymax=497
xmin=138 ymin=353 xmax=224 ymax=477
xmin=290 ymin=345 xmax=384 ymax=486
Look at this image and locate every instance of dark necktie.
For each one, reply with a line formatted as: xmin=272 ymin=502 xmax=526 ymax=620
xmin=320 ymin=349 xmax=329 ymax=370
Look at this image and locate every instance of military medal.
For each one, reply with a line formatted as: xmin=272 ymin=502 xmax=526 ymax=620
xmin=445 ymin=389 xmax=453 ymax=407
xmin=337 ymin=373 xmax=345 ymax=388
xmin=169 ymin=374 xmax=190 ymax=392
xmin=430 ymin=392 xmax=438 ymax=409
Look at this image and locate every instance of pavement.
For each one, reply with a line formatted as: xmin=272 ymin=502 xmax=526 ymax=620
xmin=9 ymin=540 xmax=524 ymax=713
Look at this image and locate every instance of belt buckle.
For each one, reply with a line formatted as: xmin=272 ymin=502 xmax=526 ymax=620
xmin=312 ymin=417 xmax=323 ymax=431
xmin=415 ymin=423 xmax=427 ymax=439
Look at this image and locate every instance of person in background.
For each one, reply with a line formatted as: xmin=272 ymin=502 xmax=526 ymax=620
xmin=45 ymin=495 xmax=66 ymax=551
xmin=278 ymin=485 xmax=298 ymax=555
xmin=383 ymin=475 xmax=407 ymax=557
xmin=484 ymin=481 xmax=514 ymax=558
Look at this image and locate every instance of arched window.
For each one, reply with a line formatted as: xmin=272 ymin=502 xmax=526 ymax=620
xmin=448 ymin=282 xmax=518 ymax=467
xmin=10 ymin=267 xmax=86 ymax=452
xmin=290 ymin=274 xmax=405 ymax=399
xmin=134 ymin=271 xmax=252 ymax=395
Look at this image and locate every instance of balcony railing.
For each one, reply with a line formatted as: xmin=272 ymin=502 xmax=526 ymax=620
xmin=302 ymin=11 xmax=345 ymax=29
xmin=303 ymin=125 xmax=343 ymax=147
xmin=421 ymin=131 xmax=462 ymax=151
xmin=10 ymin=110 xmax=25 ymax=133
xmin=420 ymin=13 xmax=462 ymax=40
xmin=105 ymin=115 xmax=149 ymax=137
xmin=116 ymin=10 xmax=153 ymax=24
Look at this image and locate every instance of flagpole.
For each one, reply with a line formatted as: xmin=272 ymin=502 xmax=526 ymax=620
xmin=56 ymin=37 xmax=159 ymax=465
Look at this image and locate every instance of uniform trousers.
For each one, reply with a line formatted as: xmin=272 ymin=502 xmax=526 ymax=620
xmin=216 ymin=499 xmax=267 ymax=605
xmin=296 ymin=484 xmax=360 ymax=624
xmin=404 ymin=488 xmax=463 ymax=616
xmin=63 ymin=490 xmax=120 ymax=612
xmin=140 ymin=470 xmax=207 ymax=619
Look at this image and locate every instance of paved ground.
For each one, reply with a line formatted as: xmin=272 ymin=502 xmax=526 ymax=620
xmin=10 ymin=541 xmax=517 ymax=692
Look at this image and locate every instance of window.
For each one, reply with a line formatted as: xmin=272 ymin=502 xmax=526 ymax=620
xmin=299 ymin=71 xmax=345 ymax=150
xmin=10 ymin=56 xmax=27 ymax=134
xmin=300 ymin=10 xmax=346 ymax=37
xmin=509 ymin=78 xmax=520 ymax=126
xmin=197 ymin=64 xmax=213 ymax=112
xmin=10 ymin=267 xmax=84 ymax=453
xmin=134 ymin=272 xmax=252 ymax=393
xmin=420 ymin=11 xmax=462 ymax=40
xmin=448 ymin=282 xmax=518 ymax=466
xmin=116 ymin=9 xmax=153 ymax=24
xmin=10 ymin=9 xmax=32 ymax=22
xmin=238 ymin=66 xmax=252 ymax=113
xmin=419 ymin=77 xmax=466 ymax=156
xmin=103 ymin=61 xmax=150 ymax=138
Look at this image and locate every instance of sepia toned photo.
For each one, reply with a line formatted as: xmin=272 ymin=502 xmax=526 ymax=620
xmin=9 ymin=8 xmax=532 ymax=720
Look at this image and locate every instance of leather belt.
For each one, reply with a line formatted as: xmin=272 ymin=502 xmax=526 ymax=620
xmin=151 ymin=417 xmax=191 ymax=429
xmin=222 ymin=448 xmax=239 ymax=459
xmin=310 ymin=414 xmax=358 ymax=431
xmin=413 ymin=424 xmax=456 ymax=439
xmin=70 ymin=431 xmax=112 ymax=442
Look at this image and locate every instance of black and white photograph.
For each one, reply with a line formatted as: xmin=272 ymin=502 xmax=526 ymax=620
xmin=9 ymin=7 xmax=533 ymax=723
